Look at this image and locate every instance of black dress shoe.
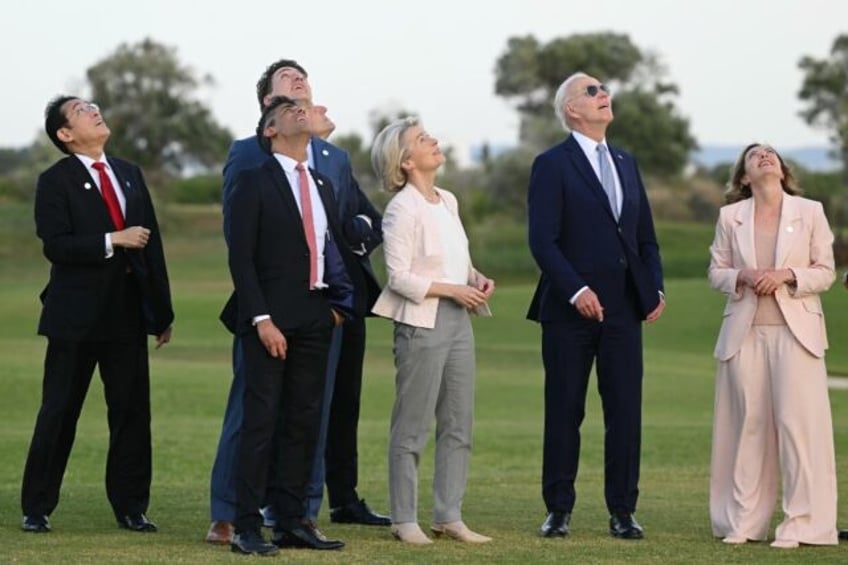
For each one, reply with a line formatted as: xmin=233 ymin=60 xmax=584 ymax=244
xmin=609 ymin=513 xmax=644 ymax=539
xmin=272 ymin=522 xmax=345 ymax=550
xmin=22 ymin=515 xmax=51 ymax=533
xmin=540 ymin=512 xmax=570 ymax=537
xmin=839 ymin=529 xmax=848 ymax=540
xmin=117 ymin=513 xmax=158 ymax=532
xmin=330 ymin=499 xmax=391 ymax=526
xmin=231 ymin=530 xmax=279 ymax=556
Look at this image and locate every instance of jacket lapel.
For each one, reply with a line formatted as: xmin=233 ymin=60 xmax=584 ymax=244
xmin=563 ymin=135 xmax=617 ymax=222
xmin=65 ymin=157 xmax=115 ymax=229
xmin=264 ymin=158 xmax=305 ymax=240
xmin=774 ymin=194 xmax=802 ymax=267
xmin=733 ymin=198 xmax=756 ymax=268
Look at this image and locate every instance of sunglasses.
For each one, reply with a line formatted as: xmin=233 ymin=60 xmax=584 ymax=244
xmin=580 ymin=84 xmax=610 ymax=97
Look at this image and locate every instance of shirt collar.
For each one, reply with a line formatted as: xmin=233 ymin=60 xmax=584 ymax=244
xmin=75 ymin=153 xmax=109 ymax=170
xmin=273 ymin=152 xmax=307 ymax=174
xmin=571 ymin=130 xmax=607 ymax=155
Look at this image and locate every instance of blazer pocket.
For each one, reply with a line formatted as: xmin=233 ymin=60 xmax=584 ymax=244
xmin=801 ymin=298 xmax=823 ymax=315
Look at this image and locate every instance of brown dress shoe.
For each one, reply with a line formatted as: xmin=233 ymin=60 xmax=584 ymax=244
xmin=206 ymin=520 xmax=234 ymax=544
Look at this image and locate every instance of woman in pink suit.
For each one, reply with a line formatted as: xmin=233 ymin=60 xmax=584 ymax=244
xmin=708 ymin=143 xmax=838 ymax=548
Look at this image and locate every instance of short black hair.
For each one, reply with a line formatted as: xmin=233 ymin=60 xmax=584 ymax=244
xmin=44 ymin=95 xmax=78 ymax=154
xmin=255 ymin=59 xmax=307 ymax=110
xmin=255 ymin=95 xmax=298 ymax=154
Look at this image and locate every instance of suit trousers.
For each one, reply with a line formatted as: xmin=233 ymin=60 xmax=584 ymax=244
xmin=21 ymin=335 xmax=151 ymax=519
xmin=210 ymin=326 xmax=342 ymax=522
xmin=234 ymin=325 xmax=330 ymax=535
xmin=325 ymin=316 xmax=368 ymax=509
xmin=710 ymin=324 xmax=837 ymax=545
xmin=388 ymin=300 xmax=476 ymax=524
xmin=541 ymin=297 xmax=643 ymax=515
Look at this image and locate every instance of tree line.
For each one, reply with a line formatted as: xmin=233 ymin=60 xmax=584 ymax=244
xmin=1 ymin=33 xmax=846 ymax=237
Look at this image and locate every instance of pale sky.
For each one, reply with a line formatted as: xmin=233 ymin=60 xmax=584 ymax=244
xmin=2 ymin=0 xmax=845 ymax=161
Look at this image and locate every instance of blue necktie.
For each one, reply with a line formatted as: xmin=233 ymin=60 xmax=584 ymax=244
xmin=597 ymin=144 xmax=619 ymax=220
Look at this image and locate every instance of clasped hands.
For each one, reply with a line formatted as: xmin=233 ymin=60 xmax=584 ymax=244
xmin=450 ymin=276 xmax=495 ymax=310
xmin=738 ymin=268 xmax=795 ymax=296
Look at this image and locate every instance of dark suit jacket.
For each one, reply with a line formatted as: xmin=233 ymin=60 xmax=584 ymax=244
xmin=34 ymin=155 xmax=173 ymax=340
xmin=222 ymin=135 xmax=382 ymax=313
xmin=221 ymin=157 xmax=355 ymax=335
xmin=527 ymin=135 xmax=663 ymax=321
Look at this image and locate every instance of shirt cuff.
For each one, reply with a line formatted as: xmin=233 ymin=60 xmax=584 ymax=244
xmin=569 ymin=286 xmax=589 ymax=305
xmin=355 ymin=214 xmax=373 ymax=229
xmin=252 ymin=314 xmax=271 ymax=325
xmin=105 ymin=233 xmax=114 ymax=258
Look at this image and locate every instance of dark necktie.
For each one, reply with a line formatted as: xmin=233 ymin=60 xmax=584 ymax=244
xmin=596 ymin=144 xmax=619 ymax=220
xmin=92 ymin=162 xmax=125 ymax=230
xmin=295 ymin=163 xmax=318 ymax=289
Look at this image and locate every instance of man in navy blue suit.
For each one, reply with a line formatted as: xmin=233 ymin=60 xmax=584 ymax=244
xmin=527 ymin=72 xmax=665 ymax=540
xmin=207 ymin=59 xmax=385 ymax=544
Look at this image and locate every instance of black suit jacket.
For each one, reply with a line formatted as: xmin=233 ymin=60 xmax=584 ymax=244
xmin=34 ymin=155 xmax=173 ymax=340
xmin=221 ymin=156 xmax=355 ymax=335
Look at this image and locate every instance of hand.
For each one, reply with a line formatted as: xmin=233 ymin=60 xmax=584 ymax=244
xmin=112 ymin=226 xmax=151 ymax=249
xmin=646 ymin=296 xmax=665 ymax=323
xmin=752 ymin=268 xmax=794 ymax=296
xmin=574 ymin=288 xmax=604 ymax=322
xmin=474 ymin=276 xmax=496 ymax=299
xmin=256 ymin=319 xmax=287 ymax=359
xmin=331 ymin=308 xmax=345 ymax=327
xmin=154 ymin=325 xmax=172 ymax=349
xmin=737 ymin=268 xmax=763 ymax=288
xmin=450 ymin=284 xmax=488 ymax=309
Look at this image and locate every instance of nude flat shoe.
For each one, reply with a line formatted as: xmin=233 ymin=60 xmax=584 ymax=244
xmin=721 ymin=535 xmax=747 ymax=544
xmin=390 ymin=522 xmax=433 ymax=545
xmin=770 ymin=539 xmax=799 ymax=549
xmin=431 ymin=520 xmax=492 ymax=543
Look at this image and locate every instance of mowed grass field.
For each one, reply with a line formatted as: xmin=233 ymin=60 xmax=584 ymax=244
xmin=1 ymin=202 xmax=847 ymax=563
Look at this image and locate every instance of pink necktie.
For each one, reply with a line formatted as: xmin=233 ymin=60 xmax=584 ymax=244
xmin=295 ymin=163 xmax=318 ymax=289
xmin=92 ymin=162 xmax=125 ymax=230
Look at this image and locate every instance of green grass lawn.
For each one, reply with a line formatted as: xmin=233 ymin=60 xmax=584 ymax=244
xmin=1 ymin=202 xmax=847 ymax=563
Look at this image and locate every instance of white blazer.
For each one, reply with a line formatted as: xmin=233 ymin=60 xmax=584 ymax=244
xmin=708 ymin=194 xmax=835 ymax=360
xmin=372 ymin=183 xmax=491 ymax=328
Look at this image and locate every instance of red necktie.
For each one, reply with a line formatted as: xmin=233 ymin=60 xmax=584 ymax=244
xmin=92 ymin=162 xmax=125 ymax=230
xmin=295 ymin=163 xmax=318 ymax=289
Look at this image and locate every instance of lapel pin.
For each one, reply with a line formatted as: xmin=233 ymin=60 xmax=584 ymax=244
xmin=786 ymin=226 xmax=794 ymax=233
xmin=125 ymin=181 xmax=130 ymax=188
xmin=322 ymin=149 xmax=329 ymax=156
xmin=317 ymin=179 xmax=324 ymax=186
xmin=83 ymin=182 xmax=92 ymax=190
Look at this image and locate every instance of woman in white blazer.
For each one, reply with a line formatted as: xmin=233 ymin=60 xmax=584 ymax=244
xmin=708 ymin=143 xmax=837 ymax=548
xmin=370 ymin=117 xmax=494 ymax=545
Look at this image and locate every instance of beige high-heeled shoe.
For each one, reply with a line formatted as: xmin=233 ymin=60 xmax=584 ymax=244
xmin=390 ymin=522 xmax=433 ymax=545
xmin=431 ymin=520 xmax=492 ymax=543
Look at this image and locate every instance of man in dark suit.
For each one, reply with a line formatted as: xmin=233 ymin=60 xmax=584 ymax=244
xmin=527 ymin=72 xmax=665 ymax=540
xmin=207 ymin=59 xmax=385 ymax=545
xmin=21 ymin=95 xmax=174 ymax=533
xmin=224 ymin=95 xmax=355 ymax=555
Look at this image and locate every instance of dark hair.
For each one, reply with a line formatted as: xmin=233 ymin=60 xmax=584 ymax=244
xmin=255 ymin=59 xmax=307 ymax=110
xmin=255 ymin=95 xmax=298 ymax=154
xmin=44 ymin=95 xmax=77 ymax=154
xmin=725 ymin=143 xmax=802 ymax=204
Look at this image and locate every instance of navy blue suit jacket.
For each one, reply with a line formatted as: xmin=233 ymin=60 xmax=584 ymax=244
xmin=222 ymin=135 xmax=382 ymax=313
xmin=35 ymin=155 xmax=174 ymax=340
xmin=527 ymin=135 xmax=663 ymax=321
xmin=220 ymin=157 xmax=354 ymax=335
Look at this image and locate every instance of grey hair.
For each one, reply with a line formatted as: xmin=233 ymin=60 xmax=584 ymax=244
xmin=370 ymin=116 xmax=420 ymax=192
xmin=553 ymin=71 xmax=590 ymax=131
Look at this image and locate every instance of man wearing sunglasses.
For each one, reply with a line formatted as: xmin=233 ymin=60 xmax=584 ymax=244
xmin=527 ymin=72 xmax=665 ymax=540
xmin=21 ymin=96 xmax=174 ymax=534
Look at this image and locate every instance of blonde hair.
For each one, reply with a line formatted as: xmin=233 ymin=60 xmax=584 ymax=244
xmin=371 ymin=116 xmax=419 ymax=192
xmin=725 ymin=143 xmax=802 ymax=204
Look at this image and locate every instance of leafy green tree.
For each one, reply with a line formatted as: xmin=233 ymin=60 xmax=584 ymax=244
xmin=86 ymin=38 xmax=232 ymax=186
xmin=798 ymin=34 xmax=848 ymax=184
xmin=493 ymin=32 xmax=696 ymax=176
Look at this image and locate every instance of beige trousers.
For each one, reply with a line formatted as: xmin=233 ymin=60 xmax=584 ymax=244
xmin=710 ymin=325 xmax=837 ymax=545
